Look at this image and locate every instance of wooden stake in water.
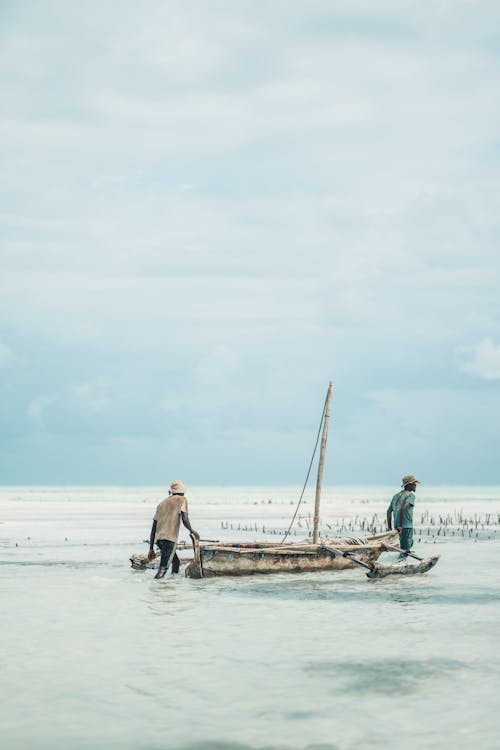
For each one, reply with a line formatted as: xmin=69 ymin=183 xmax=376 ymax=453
xmin=313 ymin=381 xmax=334 ymax=545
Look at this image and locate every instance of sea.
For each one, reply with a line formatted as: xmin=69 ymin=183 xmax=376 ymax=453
xmin=1 ymin=486 xmax=499 ymax=750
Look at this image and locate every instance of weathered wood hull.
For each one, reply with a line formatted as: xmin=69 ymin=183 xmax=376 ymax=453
xmin=193 ymin=546 xmax=377 ymax=577
xmin=185 ymin=532 xmax=400 ymax=578
xmin=366 ymin=555 xmax=440 ymax=579
xmin=130 ymin=532 xmax=402 ymax=577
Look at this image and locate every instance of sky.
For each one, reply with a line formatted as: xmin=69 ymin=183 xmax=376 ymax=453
xmin=1 ymin=0 xmax=500 ymax=486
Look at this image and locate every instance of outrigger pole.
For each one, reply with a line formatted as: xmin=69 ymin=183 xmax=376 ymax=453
xmin=312 ymin=381 xmax=334 ymax=545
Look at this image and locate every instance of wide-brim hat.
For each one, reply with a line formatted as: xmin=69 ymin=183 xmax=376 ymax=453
xmin=401 ymin=475 xmax=420 ymax=487
xmin=170 ymin=480 xmax=186 ymax=494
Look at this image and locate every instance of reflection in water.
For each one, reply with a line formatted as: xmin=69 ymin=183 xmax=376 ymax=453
xmin=144 ymin=579 xmax=182 ymax=616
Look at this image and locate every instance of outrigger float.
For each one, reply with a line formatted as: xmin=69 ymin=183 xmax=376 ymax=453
xmin=130 ymin=383 xmax=439 ymax=580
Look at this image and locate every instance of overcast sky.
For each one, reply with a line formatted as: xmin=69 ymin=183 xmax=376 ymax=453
xmin=1 ymin=0 xmax=499 ymax=486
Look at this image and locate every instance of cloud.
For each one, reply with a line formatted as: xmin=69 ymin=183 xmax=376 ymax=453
xmin=27 ymin=395 xmax=55 ymax=426
xmin=1 ymin=0 xmax=500 ymax=482
xmin=0 ymin=342 xmax=15 ymax=366
xmin=68 ymin=383 xmax=110 ymax=412
xmin=27 ymin=382 xmax=110 ymax=430
xmin=458 ymin=338 xmax=500 ymax=380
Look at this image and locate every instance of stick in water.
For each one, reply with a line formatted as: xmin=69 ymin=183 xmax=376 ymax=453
xmin=383 ymin=544 xmax=423 ymax=561
xmin=321 ymin=545 xmax=374 ymax=571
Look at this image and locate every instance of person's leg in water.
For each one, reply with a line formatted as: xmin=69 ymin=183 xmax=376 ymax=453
xmin=155 ymin=540 xmax=177 ymax=579
xmin=171 ymin=553 xmax=180 ymax=574
xmin=398 ymin=528 xmax=414 ymax=560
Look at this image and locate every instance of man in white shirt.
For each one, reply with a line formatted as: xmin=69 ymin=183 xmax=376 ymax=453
xmin=148 ymin=480 xmax=199 ymax=579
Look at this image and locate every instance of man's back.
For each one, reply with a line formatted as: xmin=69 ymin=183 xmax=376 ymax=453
xmin=154 ymin=494 xmax=188 ymax=542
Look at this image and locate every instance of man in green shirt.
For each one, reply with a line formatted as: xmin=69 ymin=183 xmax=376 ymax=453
xmin=387 ymin=474 xmax=420 ymax=556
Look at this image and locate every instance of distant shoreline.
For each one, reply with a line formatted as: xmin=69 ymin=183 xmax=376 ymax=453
xmin=1 ymin=484 xmax=500 ymax=490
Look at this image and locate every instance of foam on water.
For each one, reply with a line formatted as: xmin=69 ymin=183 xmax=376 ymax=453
xmin=1 ymin=487 xmax=499 ymax=750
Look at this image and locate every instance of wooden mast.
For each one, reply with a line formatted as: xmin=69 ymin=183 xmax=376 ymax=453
xmin=312 ymin=381 xmax=334 ymax=545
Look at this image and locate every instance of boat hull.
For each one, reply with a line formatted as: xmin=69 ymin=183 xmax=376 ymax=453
xmin=366 ymin=555 xmax=440 ymax=579
xmin=130 ymin=532 xmax=400 ymax=577
xmin=185 ymin=532 xmax=399 ymax=578
xmin=195 ymin=546 xmax=379 ymax=577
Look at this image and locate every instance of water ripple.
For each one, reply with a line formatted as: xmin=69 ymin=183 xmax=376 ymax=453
xmin=304 ymin=657 xmax=470 ymax=695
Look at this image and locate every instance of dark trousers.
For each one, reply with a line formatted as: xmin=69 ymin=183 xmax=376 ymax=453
xmin=399 ymin=528 xmax=414 ymax=551
xmin=156 ymin=540 xmax=180 ymax=573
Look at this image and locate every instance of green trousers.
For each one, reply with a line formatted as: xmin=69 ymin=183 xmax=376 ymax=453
xmin=399 ymin=528 xmax=414 ymax=551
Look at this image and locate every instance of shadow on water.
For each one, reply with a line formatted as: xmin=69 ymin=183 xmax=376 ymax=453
xmin=383 ymin=588 xmax=500 ymax=606
xmin=304 ymin=657 xmax=470 ymax=695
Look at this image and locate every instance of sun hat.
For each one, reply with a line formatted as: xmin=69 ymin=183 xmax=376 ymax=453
xmin=401 ymin=475 xmax=420 ymax=487
xmin=170 ymin=480 xmax=186 ymax=494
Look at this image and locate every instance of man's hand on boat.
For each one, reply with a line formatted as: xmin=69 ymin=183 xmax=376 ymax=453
xmin=189 ymin=530 xmax=200 ymax=541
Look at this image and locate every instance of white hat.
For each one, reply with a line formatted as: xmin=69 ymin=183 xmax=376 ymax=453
xmin=170 ymin=480 xmax=186 ymax=494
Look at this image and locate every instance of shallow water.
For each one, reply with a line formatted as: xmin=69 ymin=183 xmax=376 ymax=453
xmin=1 ymin=487 xmax=499 ymax=750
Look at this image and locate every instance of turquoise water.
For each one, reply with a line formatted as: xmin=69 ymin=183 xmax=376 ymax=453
xmin=1 ymin=487 xmax=500 ymax=750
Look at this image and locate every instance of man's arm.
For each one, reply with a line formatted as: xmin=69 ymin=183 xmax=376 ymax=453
xmin=148 ymin=520 xmax=157 ymax=561
xmin=181 ymin=511 xmax=199 ymax=539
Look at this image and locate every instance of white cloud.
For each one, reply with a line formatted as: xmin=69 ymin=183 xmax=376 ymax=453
xmin=68 ymin=383 xmax=110 ymax=412
xmin=0 ymin=342 xmax=15 ymax=366
xmin=27 ymin=383 xmax=110 ymax=428
xmin=458 ymin=338 xmax=500 ymax=380
xmin=2 ymin=0 xmax=500 ymax=482
xmin=27 ymin=395 xmax=55 ymax=425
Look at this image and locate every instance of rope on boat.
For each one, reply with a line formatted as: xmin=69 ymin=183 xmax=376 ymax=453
xmin=281 ymin=389 xmax=328 ymax=544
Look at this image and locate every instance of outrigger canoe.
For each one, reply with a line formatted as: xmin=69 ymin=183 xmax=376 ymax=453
xmin=130 ymin=531 xmax=401 ymax=578
xmin=130 ymin=383 xmax=439 ymax=581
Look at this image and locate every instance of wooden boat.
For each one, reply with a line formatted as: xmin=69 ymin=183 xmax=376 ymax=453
xmin=131 ymin=383 xmax=438 ymax=580
xmin=184 ymin=531 xmax=400 ymax=578
xmin=130 ymin=531 xmax=400 ymax=576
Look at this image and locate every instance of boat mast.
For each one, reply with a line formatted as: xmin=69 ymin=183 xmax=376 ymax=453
xmin=312 ymin=381 xmax=334 ymax=544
